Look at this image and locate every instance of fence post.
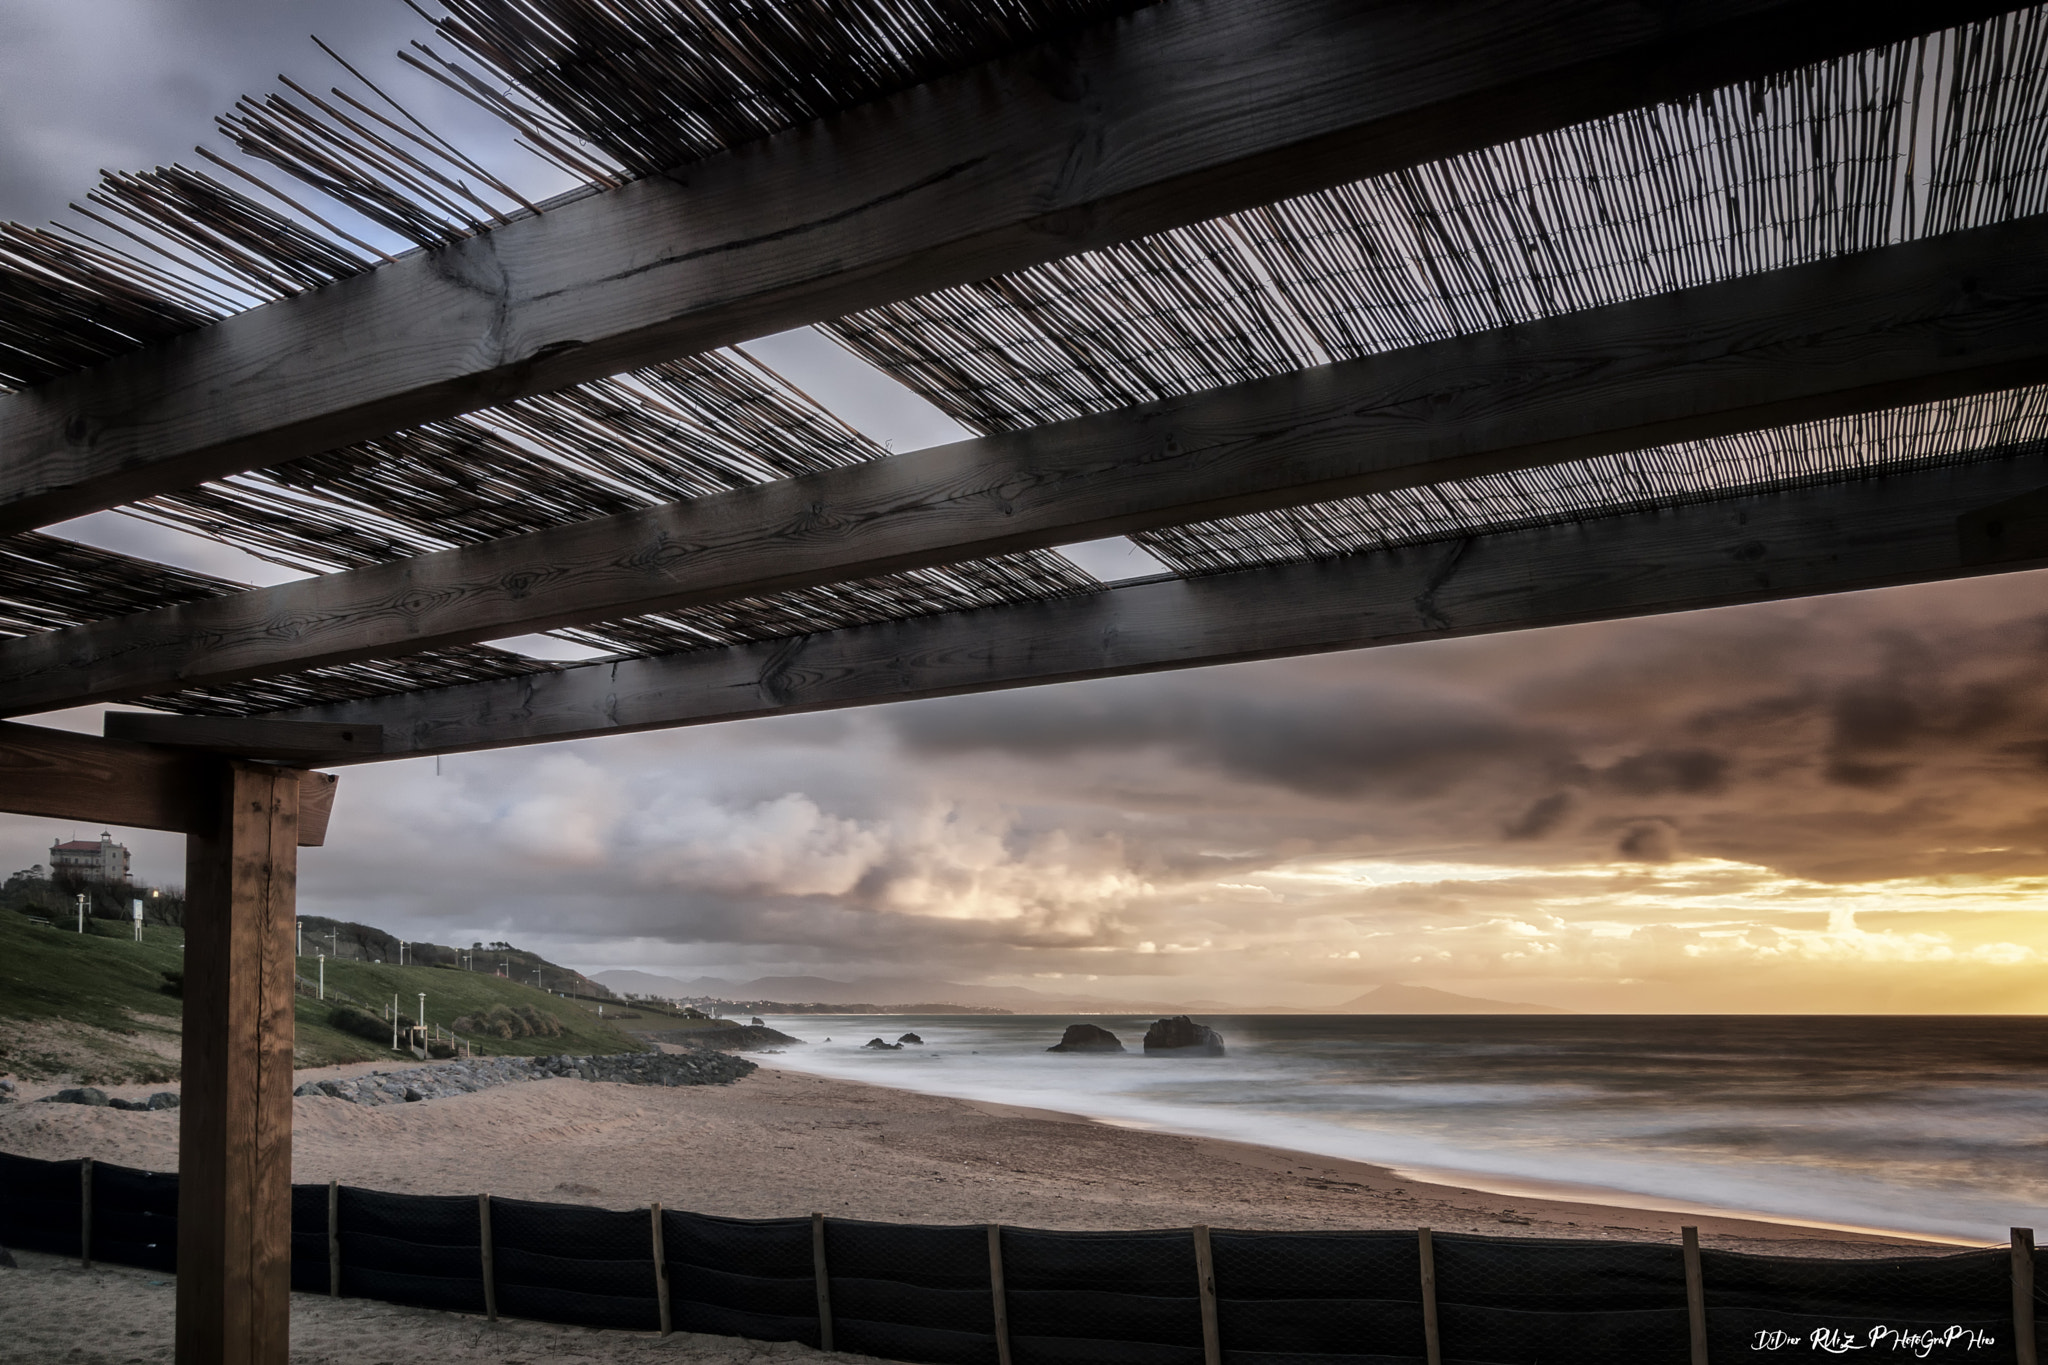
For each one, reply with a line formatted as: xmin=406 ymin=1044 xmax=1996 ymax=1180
xmin=479 ymin=1192 xmax=497 ymax=1322
xmin=2017 ymin=1228 xmax=2038 ymax=1365
xmin=1419 ymin=1228 xmax=1441 ymax=1365
xmin=986 ymin=1223 xmax=1013 ymax=1365
xmin=1682 ymin=1226 xmax=1709 ymax=1365
xmin=652 ymin=1202 xmax=671 ymax=1337
xmin=1193 ymin=1224 xmax=1222 ymax=1365
xmin=327 ymin=1180 xmax=340 ymax=1297
xmin=812 ymin=1211 xmax=834 ymax=1352
xmin=79 ymin=1157 xmax=93 ymax=1270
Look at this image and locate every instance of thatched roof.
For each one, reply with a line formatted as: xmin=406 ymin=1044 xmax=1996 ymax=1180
xmin=3 ymin=1 xmax=2046 ymax=719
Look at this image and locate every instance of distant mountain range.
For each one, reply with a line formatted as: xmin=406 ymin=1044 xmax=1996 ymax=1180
xmin=1332 ymin=984 xmax=1567 ymax=1014
xmin=589 ymin=970 xmax=1567 ymax=1015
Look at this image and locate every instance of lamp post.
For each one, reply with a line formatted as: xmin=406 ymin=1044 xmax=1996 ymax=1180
xmin=417 ymin=992 xmax=426 ymax=1051
xmin=296 ymin=919 xmax=302 ymax=956
xmin=317 ymin=951 xmax=324 ymax=1001
xmin=132 ymin=898 xmax=142 ymax=942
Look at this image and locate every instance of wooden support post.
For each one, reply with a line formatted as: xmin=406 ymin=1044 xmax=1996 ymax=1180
xmin=176 ymin=760 xmax=299 ymax=1365
xmin=986 ymin=1224 xmax=1012 ymax=1365
xmin=2017 ymin=1228 xmax=2038 ymax=1365
xmin=79 ymin=1157 xmax=93 ymax=1269
xmin=652 ymin=1203 xmax=671 ymax=1337
xmin=812 ymin=1211 xmax=834 ymax=1352
xmin=1683 ymin=1226 xmax=1709 ymax=1365
xmin=1193 ymin=1224 xmax=1222 ymax=1365
xmin=327 ymin=1180 xmax=340 ymax=1298
xmin=1419 ymin=1228 xmax=1442 ymax=1365
xmin=479 ymin=1193 xmax=497 ymax=1322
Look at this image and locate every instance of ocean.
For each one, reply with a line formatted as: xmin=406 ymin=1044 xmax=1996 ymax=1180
xmin=753 ymin=1013 xmax=2048 ymax=1243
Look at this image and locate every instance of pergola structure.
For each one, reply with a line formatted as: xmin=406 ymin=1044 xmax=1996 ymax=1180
xmin=5 ymin=0 xmax=2048 ymax=1358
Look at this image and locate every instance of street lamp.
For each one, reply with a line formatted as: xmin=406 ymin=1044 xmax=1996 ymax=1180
xmin=317 ymin=951 xmax=325 ymax=1001
xmin=417 ymin=992 xmax=426 ymax=1049
xmin=296 ymin=919 xmax=302 ymax=955
xmin=76 ymin=892 xmax=86 ymax=934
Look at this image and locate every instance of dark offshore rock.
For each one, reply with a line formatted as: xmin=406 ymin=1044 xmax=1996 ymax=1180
xmin=864 ymin=1037 xmax=904 ymax=1050
xmin=1143 ymin=1016 xmax=1226 ymax=1057
xmin=898 ymin=1033 xmax=924 ymax=1045
xmin=43 ymin=1086 xmax=110 ymax=1106
xmin=1048 ymin=1023 xmax=1125 ymax=1053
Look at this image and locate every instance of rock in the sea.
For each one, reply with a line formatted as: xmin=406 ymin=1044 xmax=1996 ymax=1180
xmin=897 ymin=1033 xmax=924 ymax=1045
xmin=1142 ymin=1016 xmax=1226 ymax=1057
xmin=1047 ymin=1023 xmax=1125 ymax=1053
xmin=44 ymin=1086 xmax=110 ymax=1106
xmin=752 ymin=1017 xmax=766 ymax=1027
xmin=863 ymin=1037 xmax=904 ymax=1050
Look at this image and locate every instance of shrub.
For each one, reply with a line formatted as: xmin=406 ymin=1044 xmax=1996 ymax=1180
xmin=426 ymin=1041 xmax=456 ymax=1059
xmin=451 ymin=1003 xmax=563 ymax=1040
xmin=328 ymin=1005 xmax=407 ymax=1043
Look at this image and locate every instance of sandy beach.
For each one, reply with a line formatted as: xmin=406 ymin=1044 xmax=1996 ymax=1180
xmin=0 ymin=1058 xmax=1958 ymax=1363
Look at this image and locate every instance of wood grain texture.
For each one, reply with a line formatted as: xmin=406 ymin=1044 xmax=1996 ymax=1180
xmin=1683 ymin=1227 xmax=1709 ymax=1365
xmin=103 ymin=714 xmax=380 ymax=759
xmin=176 ymin=761 xmax=299 ymax=1365
xmin=0 ymin=0 xmax=2002 ymax=531
xmin=1193 ymin=1225 xmax=1222 ymax=1365
xmin=296 ymin=771 xmax=337 ymax=849
xmin=0 ymin=720 xmax=211 ymax=832
xmin=987 ymin=1224 xmax=1012 ymax=1365
xmin=273 ymin=454 xmax=2048 ymax=761
xmin=0 ymin=720 xmax=337 ymax=844
xmin=14 ymin=216 xmax=2048 ymax=715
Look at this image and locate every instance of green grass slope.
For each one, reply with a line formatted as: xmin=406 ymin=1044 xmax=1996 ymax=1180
xmin=0 ymin=910 xmax=648 ymax=1081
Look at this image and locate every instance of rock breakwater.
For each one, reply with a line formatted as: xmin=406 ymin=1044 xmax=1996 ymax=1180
xmin=293 ymin=1051 xmax=755 ymax=1106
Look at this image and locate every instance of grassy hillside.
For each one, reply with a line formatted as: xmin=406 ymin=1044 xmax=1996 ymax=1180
xmin=0 ymin=909 xmax=649 ymax=1081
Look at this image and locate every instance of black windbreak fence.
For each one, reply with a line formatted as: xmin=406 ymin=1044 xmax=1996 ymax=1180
xmin=2 ymin=1151 xmax=2040 ymax=1363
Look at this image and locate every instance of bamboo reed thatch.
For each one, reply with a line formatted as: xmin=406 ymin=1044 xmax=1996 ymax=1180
xmin=4 ymin=1 xmax=2048 ymax=721
xmin=0 ymin=531 xmax=553 ymax=715
xmin=123 ymin=341 xmax=1098 ymax=667
xmin=1135 ymin=387 xmax=2048 ymax=575
xmin=827 ymin=10 xmax=2048 ymax=436
xmin=417 ymin=0 xmax=1153 ymax=179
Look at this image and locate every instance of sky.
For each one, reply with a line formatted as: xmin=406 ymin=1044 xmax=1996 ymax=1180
xmin=7 ymin=2 xmax=2048 ymax=1013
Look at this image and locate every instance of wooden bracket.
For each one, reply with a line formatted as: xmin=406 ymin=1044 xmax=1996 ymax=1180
xmin=0 ymin=721 xmax=336 ymax=846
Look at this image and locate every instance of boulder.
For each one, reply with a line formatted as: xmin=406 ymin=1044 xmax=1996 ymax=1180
xmin=863 ymin=1037 xmax=903 ymax=1050
xmin=1047 ymin=1023 xmax=1125 ymax=1053
xmin=897 ymin=1033 xmax=924 ymax=1045
xmin=45 ymin=1086 xmax=110 ymax=1106
xmin=146 ymin=1091 xmax=180 ymax=1110
xmin=1142 ymin=1016 xmax=1226 ymax=1057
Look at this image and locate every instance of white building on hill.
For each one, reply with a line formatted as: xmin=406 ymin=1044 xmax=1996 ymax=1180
xmin=50 ymin=832 xmax=130 ymax=883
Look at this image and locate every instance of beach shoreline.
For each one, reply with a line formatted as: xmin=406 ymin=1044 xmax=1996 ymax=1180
xmin=1 ymin=1055 xmax=1960 ymax=1255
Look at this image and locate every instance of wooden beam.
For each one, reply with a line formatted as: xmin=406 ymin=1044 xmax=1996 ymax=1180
xmin=176 ymin=759 xmax=299 ymax=1365
xmin=269 ymin=453 xmax=2048 ymax=761
xmin=7 ymin=217 xmax=2048 ymax=715
xmin=0 ymin=721 xmax=336 ymax=844
xmin=0 ymin=0 xmax=2007 ymax=531
xmin=103 ymin=714 xmax=381 ymax=761
xmin=0 ymin=720 xmax=211 ymax=832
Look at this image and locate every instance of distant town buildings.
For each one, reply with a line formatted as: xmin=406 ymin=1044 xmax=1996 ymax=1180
xmin=50 ymin=832 xmax=130 ymax=883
